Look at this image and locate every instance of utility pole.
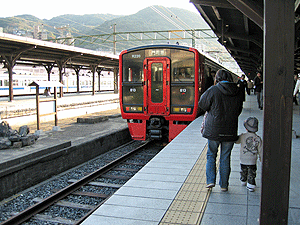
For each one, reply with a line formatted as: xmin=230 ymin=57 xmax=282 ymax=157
xmin=112 ymin=24 xmax=116 ymax=55
xmin=192 ymin=30 xmax=195 ymax=48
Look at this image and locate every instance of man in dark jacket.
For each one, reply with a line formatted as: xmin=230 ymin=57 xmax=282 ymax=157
xmin=254 ymin=72 xmax=263 ymax=109
xmin=199 ymin=69 xmax=243 ymax=192
xmin=237 ymin=74 xmax=247 ymax=102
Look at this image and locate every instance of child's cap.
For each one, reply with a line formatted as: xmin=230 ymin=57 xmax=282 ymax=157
xmin=244 ymin=117 xmax=258 ymax=132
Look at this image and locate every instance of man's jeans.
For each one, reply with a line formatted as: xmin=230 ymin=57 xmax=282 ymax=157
xmin=206 ymin=140 xmax=234 ymax=188
xmin=256 ymin=91 xmax=263 ymax=108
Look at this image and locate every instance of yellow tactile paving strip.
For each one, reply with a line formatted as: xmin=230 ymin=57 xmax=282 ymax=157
xmin=159 ymin=145 xmax=219 ymax=225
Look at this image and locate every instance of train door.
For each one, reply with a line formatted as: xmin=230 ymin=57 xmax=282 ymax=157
xmin=144 ymin=58 xmax=170 ymax=115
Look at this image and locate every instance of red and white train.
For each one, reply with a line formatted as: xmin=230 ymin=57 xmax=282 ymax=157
xmin=119 ymin=44 xmax=237 ymax=142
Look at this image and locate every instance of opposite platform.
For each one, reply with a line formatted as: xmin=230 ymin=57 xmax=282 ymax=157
xmin=0 ymin=92 xmax=129 ymax=200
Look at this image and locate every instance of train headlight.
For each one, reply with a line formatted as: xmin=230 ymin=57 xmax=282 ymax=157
xmin=172 ymin=107 xmax=192 ymax=113
xmin=125 ymin=106 xmax=143 ymax=112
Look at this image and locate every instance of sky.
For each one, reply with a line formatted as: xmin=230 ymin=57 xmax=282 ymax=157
xmin=1 ymin=0 xmax=198 ymax=19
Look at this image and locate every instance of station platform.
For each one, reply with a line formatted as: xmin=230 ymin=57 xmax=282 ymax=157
xmin=81 ymin=94 xmax=300 ymax=225
xmin=0 ymin=91 xmax=119 ymax=127
xmin=0 ymin=92 xmax=123 ymax=165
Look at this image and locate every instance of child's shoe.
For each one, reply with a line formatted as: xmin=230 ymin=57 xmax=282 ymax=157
xmin=247 ymin=186 xmax=255 ymax=192
xmin=247 ymin=183 xmax=256 ymax=192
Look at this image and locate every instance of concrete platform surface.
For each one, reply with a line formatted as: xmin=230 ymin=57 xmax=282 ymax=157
xmin=81 ymin=94 xmax=300 ymax=225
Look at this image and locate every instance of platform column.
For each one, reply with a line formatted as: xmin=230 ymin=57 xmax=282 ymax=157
xmin=2 ymin=56 xmax=16 ymax=102
xmin=90 ymin=64 xmax=97 ymax=96
xmin=96 ymin=67 xmax=104 ymax=92
xmin=114 ymin=67 xmax=119 ymax=94
xmin=56 ymin=60 xmax=64 ymax=98
xmin=43 ymin=63 xmax=55 ymax=81
xmin=72 ymin=65 xmax=83 ymax=93
xmin=260 ymin=1 xmax=294 ymax=224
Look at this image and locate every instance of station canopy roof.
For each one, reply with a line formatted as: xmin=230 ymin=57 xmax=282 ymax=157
xmin=0 ymin=33 xmax=119 ymax=71
xmin=191 ymin=1 xmax=300 ymax=79
xmin=191 ymin=0 xmax=264 ymax=80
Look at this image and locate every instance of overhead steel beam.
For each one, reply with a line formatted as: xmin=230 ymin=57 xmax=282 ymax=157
xmin=225 ymin=45 xmax=260 ymax=59
xmin=190 ymin=4 xmax=216 ymax=30
xmin=215 ymin=31 xmax=262 ymax=48
xmin=226 ymin=0 xmax=263 ymax=29
xmin=231 ymin=55 xmax=259 ymax=65
xmin=190 ymin=0 xmax=235 ymax=9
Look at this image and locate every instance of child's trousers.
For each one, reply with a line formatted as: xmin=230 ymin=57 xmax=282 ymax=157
xmin=240 ymin=164 xmax=257 ymax=186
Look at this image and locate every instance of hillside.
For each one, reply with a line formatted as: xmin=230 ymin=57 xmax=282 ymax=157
xmin=0 ymin=6 xmax=209 ymax=52
xmin=0 ymin=13 xmax=121 ymax=39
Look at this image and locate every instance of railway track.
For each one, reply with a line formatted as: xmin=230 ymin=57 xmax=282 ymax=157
xmin=1 ymin=140 xmax=163 ymax=225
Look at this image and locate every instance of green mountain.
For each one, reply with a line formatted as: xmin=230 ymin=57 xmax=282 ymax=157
xmin=0 ymin=6 xmax=208 ymax=52
xmin=46 ymin=14 xmax=121 ymax=36
xmin=91 ymin=6 xmax=207 ymax=33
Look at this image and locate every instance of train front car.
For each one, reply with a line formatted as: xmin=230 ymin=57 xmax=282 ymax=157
xmin=119 ymin=45 xmax=202 ymax=142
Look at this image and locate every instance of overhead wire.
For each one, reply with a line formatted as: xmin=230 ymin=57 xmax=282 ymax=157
xmin=154 ymin=5 xmax=212 ymax=45
xmin=154 ymin=5 xmax=231 ymax=63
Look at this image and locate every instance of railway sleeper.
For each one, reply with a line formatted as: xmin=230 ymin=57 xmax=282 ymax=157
xmin=100 ymin=174 xmax=132 ymax=180
xmin=33 ymin=214 xmax=76 ymax=225
xmin=136 ymin=152 xmax=158 ymax=157
xmin=51 ymin=188 xmax=109 ymax=198
xmin=121 ymin=161 xmax=145 ymax=166
xmin=32 ymin=197 xmax=94 ymax=210
xmin=68 ymin=179 xmax=122 ymax=188
xmin=113 ymin=167 xmax=139 ymax=172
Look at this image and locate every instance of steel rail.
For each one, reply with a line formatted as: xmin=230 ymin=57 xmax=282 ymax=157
xmin=1 ymin=141 xmax=152 ymax=225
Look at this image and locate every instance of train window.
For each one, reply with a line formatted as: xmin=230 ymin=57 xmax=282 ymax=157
xmin=0 ymin=80 xmax=2 ymax=86
xmin=122 ymin=50 xmax=144 ymax=82
xmin=4 ymin=80 xmax=9 ymax=86
xmin=203 ymin=65 xmax=215 ymax=91
xmin=171 ymin=50 xmax=195 ymax=82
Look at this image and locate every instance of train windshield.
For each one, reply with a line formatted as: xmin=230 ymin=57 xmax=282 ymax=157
xmin=122 ymin=50 xmax=145 ymax=82
xmin=122 ymin=48 xmax=195 ymax=83
xmin=122 ymin=50 xmax=145 ymax=108
xmin=170 ymin=50 xmax=194 ymax=82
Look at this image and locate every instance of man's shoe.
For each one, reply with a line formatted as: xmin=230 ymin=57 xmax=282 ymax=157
xmin=206 ymin=183 xmax=215 ymax=188
xmin=221 ymin=187 xmax=228 ymax=192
